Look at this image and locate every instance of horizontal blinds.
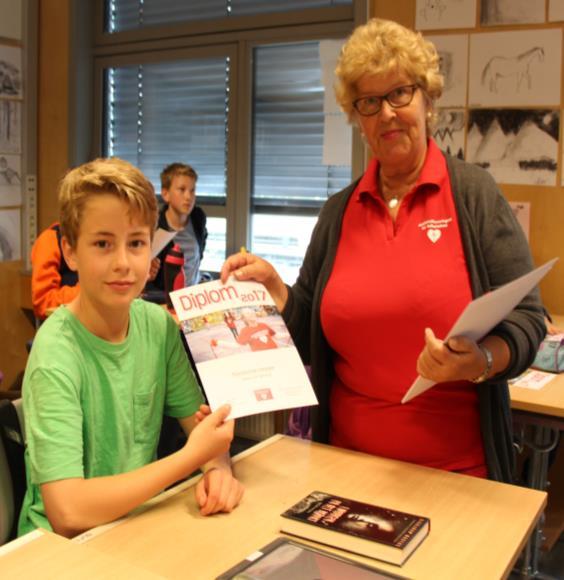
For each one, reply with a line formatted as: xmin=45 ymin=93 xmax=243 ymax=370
xmin=251 ymin=42 xmax=351 ymax=207
xmin=106 ymin=0 xmax=352 ymax=32
xmin=105 ymin=57 xmax=229 ymax=198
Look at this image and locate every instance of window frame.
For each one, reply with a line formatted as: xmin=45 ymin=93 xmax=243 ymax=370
xmin=91 ymin=0 xmax=368 ymax=260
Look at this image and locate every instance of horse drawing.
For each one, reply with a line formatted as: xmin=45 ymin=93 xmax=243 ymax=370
xmin=481 ymin=46 xmax=544 ymax=93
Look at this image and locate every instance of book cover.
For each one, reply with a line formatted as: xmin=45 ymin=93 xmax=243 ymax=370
xmin=170 ymin=278 xmax=318 ymax=420
xmin=280 ymin=491 xmax=430 ymax=566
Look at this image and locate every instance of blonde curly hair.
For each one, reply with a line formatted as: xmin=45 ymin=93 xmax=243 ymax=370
xmin=335 ymin=19 xmax=443 ymax=130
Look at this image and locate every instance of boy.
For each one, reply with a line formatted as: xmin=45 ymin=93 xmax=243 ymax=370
xmin=30 ymin=222 xmax=79 ymax=321
xmin=18 ymin=158 xmax=243 ymax=538
xmin=150 ymin=162 xmax=207 ymax=293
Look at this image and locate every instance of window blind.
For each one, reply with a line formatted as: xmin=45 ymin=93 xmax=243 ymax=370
xmin=105 ymin=57 xmax=229 ymax=198
xmin=106 ymin=0 xmax=352 ymax=32
xmin=251 ymin=41 xmax=351 ymax=208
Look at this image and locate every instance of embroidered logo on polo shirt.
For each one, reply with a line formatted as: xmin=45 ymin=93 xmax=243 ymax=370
xmin=418 ymin=218 xmax=452 ymax=243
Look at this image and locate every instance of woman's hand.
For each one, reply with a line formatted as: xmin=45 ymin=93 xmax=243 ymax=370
xmin=220 ymin=250 xmax=288 ymax=311
xmin=416 ymin=328 xmax=489 ymax=383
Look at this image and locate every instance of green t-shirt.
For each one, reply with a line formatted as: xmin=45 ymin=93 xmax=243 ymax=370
xmin=18 ymin=299 xmax=203 ymax=536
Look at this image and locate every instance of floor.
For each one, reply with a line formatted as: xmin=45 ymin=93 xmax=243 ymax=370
xmin=510 ymin=534 xmax=564 ymax=579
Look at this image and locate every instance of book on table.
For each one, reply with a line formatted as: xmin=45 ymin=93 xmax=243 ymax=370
xmin=280 ymin=491 xmax=430 ymax=566
xmin=169 ymin=278 xmax=318 ymax=420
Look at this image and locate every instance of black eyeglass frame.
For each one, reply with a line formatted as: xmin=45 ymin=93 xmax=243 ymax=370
xmin=352 ymin=84 xmax=419 ymax=117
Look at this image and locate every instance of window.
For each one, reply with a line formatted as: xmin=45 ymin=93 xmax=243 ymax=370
xmin=106 ymin=0 xmax=352 ymax=33
xmin=97 ymin=1 xmax=363 ymax=282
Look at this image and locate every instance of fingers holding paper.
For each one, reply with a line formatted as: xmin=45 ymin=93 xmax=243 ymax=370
xmin=219 ymin=250 xmax=288 ymax=311
xmin=416 ymin=328 xmax=489 ymax=383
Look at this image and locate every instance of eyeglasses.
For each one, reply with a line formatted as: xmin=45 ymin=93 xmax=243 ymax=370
xmin=353 ymin=84 xmax=419 ymax=117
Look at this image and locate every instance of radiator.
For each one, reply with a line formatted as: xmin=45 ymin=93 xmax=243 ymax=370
xmin=235 ymin=411 xmax=278 ymax=441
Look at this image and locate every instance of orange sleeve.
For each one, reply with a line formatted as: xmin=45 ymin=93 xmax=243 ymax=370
xmin=31 ymin=226 xmax=80 ymax=319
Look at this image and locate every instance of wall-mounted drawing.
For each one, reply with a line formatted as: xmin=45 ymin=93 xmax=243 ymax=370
xmin=481 ymin=0 xmax=544 ymax=26
xmin=425 ymin=34 xmax=468 ymax=107
xmin=416 ymin=0 xmax=476 ymax=31
xmin=469 ymin=30 xmax=562 ymax=107
xmin=433 ymin=109 xmax=465 ymax=159
xmin=467 ymin=109 xmax=559 ymax=186
xmin=550 ymin=0 xmax=564 ymax=22
xmin=0 ymin=207 xmax=20 ymax=261
xmin=0 ymin=100 xmax=21 ymax=153
xmin=0 ymin=0 xmax=22 ymax=40
xmin=0 ymin=154 xmax=21 ymax=206
xmin=0 ymin=45 xmax=23 ymax=99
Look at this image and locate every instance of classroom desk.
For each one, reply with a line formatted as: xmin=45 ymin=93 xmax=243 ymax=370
xmin=0 ymin=528 xmax=162 ymax=579
xmin=74 ymin=435 xmax=545 ymax=580
xmin=510 ymin=319 xmax=564 ymax=577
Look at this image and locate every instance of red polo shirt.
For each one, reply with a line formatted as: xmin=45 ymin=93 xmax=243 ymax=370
xmin=321 ymin=140 xmax=486 ymax=477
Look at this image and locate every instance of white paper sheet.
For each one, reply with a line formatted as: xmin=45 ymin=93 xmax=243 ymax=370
xmin=509 ymin=369 xmax=557 ymax=390
xmin=151 ymin=227 xmax=177 ymax=258
xmin=402 ymin=258 xmax=558 ymax=403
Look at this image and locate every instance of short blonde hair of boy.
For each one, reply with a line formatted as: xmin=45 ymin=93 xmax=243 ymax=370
xmin=335 ymin=18 xmax=443 ymax=129
xmin=160 ymin=162 xmax=198 ymax=190
xmin=59 ymin=157 xmax=158 ymax=248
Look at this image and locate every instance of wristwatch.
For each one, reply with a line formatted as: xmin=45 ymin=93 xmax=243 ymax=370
xmin=471 ymin=344 xmax=493 ymax=383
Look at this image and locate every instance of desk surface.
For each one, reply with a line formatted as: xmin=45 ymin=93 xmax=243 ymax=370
xmin=0 ymin=529 xmax=162 ymax=579
xmin=80 ymin=435 xmax=545 ymax=580
xmin=510 ymin=315 xmax=564 ymax=419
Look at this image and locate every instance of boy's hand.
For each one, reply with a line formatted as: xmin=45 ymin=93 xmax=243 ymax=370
xmin=196 ymin=466 xmax=244 ymax=516
xmin=184 ymin=404 xmax=234 ymax=466
xmin=147 ymin=257 xmax=160 ymax=281
xmin=194 ymin=404 xmax=211 ymax=424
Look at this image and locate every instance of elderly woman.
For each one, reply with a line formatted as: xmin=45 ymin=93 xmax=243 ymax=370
xmin=221 ymin=19 xmax=545 ymax=482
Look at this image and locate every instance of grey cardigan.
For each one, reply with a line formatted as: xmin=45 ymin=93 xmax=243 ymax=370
xmin=282 ymin=153 xmax=546 ymax=483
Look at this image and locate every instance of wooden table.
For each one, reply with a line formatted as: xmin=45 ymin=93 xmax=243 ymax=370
xmin=0 ymin=529 xmax=162 ymax=579
xmin=71 ymin=435 xmax=545 ymax=580
xmin=510 ymin=317 xmax=564 ymax=576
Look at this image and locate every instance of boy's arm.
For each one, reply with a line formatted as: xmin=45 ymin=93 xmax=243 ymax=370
xmin=40 ymin=405 xmax=233 ymax=538
xmin=31 ymin=227 xmax=80 ymax=319
xmin=179 ymin=414 xmax=244 ymax=516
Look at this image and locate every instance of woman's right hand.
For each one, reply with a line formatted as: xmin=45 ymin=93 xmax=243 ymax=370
xmin=220 ymin=251 xmax=288 ymax=311
xmin=184 ymin=405 xmax=234 ymax=466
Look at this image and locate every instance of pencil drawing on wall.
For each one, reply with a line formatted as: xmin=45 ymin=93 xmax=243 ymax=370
xmin=469 ymin=30 xmax=562 ymax=107
xmin=0 ymin=208 xmax=20 ymax=261
xmin=549 ymin=0 xmax=564 ymax=22
xmin=466 ymin=109 xmax=559 ymax=185
xmin=0 ymin=154 xmax=21 ymax=206
xmin=433 ymin=109 xmax=465 ymax=159
xmin=0 ymin=100 xmax=21 ymax=153
xmin=480 ymin=0 xmax=544 ymax=26
xmin=0 ymin=45 xmax=23 ymax=99
xmin=416 ymin=0 xmax=476 ymax=30
xmin=425 ymin=34 xmax=468 ymax=107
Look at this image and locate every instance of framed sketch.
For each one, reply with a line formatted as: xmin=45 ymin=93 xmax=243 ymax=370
xmin=549 ymin=0 xmax=564 ymax=22
xmin=0 ymin=207 xmax=21 ymax=261
xmin=0 ymin=153 xmax=21 ymax=206
xmin=469 ymin=30 xmax=562 ymax=107
xmin=433 ymin=109 xmax=465 ymax=159
xmin=481 ymin=0 xmax=545 ymax=26
xmin=0 ymin=44 xmax=23 ymax=99
xmin=0 ymin=0 xmax=22 ymax=40
xmin=0 ymin=100 xmax=21 ymax=153
xmin=416 ymin=0 xmax=477 ymax=31
xmin=467 ymin=109 xmax=559 ymax=186
xmin=425 ymin=34 xmax=468 ymax=107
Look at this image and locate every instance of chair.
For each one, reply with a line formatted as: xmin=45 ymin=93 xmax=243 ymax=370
xmin=0 ymin=398 xmax=25 ymax=545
